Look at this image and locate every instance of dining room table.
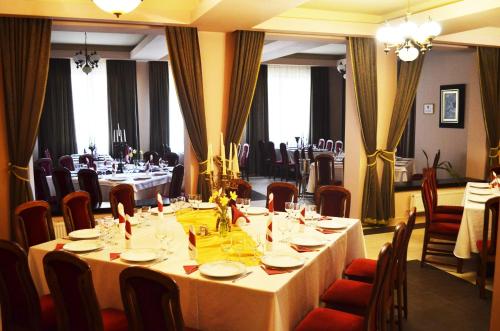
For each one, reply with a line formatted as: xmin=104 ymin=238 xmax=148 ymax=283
xmin=454 ymin=182 xmax=500 ymax=259
xmin=28 ymin=206 xmax=366 ymax=331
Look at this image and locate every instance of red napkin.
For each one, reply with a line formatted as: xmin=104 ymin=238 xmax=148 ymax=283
xmin=268 ymin=193 xmax=274 ymax=213
xmin=110 ymin=253 xmax=121 ymax=260
xmin=54 ymin=243 xmax=65 ymax=251
xmin=157 ymin=193 xmax=164 ymax=212
xmin=316 ymin=228 xmax=339 ymax=235
xmin=125 ymin=217 xmax=132 ymax=239
xmin=261 ymin=265 xmax=291 ymax=275
xmin=320 ymin=216 xmax=332 ymax=220
xmin=183 ymin=265 xmax=199 ymax=274
xmin=297 ymin=206 xmax=306 ymax=225
xmin=290 ymin=244 xmax=318 ymax=253
xmin=231 ymin=205 xmax=250 ymax=225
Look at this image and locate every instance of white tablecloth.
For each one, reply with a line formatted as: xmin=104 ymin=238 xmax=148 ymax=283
xmin=454 ymin=182 xmax=500 ymax=259
xmin=394 ymin=157 xmax=415 ymax=183
xmin=28 ymin=212 xmax=365 ymax=331
xmin=306 ymin=162 xmax=344 ymax=193
xmin=46 ymin=173 xmax=172 ymax=201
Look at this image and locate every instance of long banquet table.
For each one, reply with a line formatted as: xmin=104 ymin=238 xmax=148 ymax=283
xmin=29 ymin=210 xmax=365 ymax=331
xmin=454 ymin=182 xmax=500 ymax=259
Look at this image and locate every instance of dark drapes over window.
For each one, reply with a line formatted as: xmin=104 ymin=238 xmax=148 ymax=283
xmin=38 ymin=58 xmax=77 ymax=160
xmin=149 ymin=61 xmax=169 ymax=154
xmin=246 ymin=65 xmax=269 ymax=175
xmin=106 ymin=60 xmax=140 ymax=152
xmin=310 ymin=67 xmax=330 ymax=144
xmin=329 ymin=68 xmax=345 ymax=143
xmin=396 ymin=102 xmax=416 ymax=158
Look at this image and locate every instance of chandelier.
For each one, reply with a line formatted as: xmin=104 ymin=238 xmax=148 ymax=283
xmin=73 ymin=33 xmax=100 ymax=75
xmin=376 ymin=1 xmax=441 ymax=62
xmin=92 ymin=0 xmax=143 ymax=18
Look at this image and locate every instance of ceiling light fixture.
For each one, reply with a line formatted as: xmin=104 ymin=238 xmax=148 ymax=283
xmin=92 ymin=0 xmax=143 ymax=18
xmin=376 ymin=0 xmax=441 ymax=62
xmin=73 ymin=32 xmax=100 ymax=75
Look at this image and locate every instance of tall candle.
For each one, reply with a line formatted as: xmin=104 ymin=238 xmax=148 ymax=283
xmin=123 ymin=130 xmax=127 ymax=142
xmin=233 ymin=143 xmax=240 ymax=176
xmin=207 ymin=144 xmax=213 ymax=173
xmin=229 ymin=143 xmax=233 ymax=172
xmin=220 ymin=132 xmax=226 ymax=175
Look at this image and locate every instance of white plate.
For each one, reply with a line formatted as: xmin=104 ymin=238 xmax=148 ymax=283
xmin=199 ymin=261 xmax=246 ymax=278
xmin=68 ymin=229 xmax=100 ymax=240
xmin=290 ymin=235 xmax=327 ymax=247
xmin=468 ymin=196 xmax=491 ymax=204
xmin=63 ymin=240 xmax=103 ymax=253
xmin=246 ymin=207 xmax=269 ymax=215
xmin=128 ymin=217 xmax=143 ymax=226
xmin=135 ymin=175 xmax=152 ymax=180
xmin=469 ymin=182 xmax=490 ymax=189
xmin=261 ymin=253 xmax=305 ymax=269
xmin=151 ymin=206 xmax=174 ymax=215
xmin=153 ymin=172 xmax=168 ymax=176
xmin=108 ymin=177 xmax=127 ymax=182
xmin=469 ymin=188 xmax=493 ymax=196
xmin=120 ymin=249 xmax=158 ymax=262
xmin=195 ymin=202 xmax=217 ymax=210
xmin=317 ymin=220 xmax=347 ymax=230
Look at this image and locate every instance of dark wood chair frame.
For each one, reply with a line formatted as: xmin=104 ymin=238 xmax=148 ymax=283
xmin=78 ymin=169 xmax=103 ymax=209
xmin=477 ymin=197 xmax=499 ymax=298
xmin=14 ymin=200 xmax=55 ymax=250
xmin=229 ymin=178 xmax=252 ymax=199
xmin=265 ymin=182 xmax=298 ymax=211
xmin=109 ymin=184 xmax=136 ymax=219
xmin=61 ymin=191 xmax=95 ymax=234
xmin=315 ymin=185 xmax=351 ymax=218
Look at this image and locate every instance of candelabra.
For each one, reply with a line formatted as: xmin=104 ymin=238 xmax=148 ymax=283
xmin=203 ymin=156 xmax=240 ymax=194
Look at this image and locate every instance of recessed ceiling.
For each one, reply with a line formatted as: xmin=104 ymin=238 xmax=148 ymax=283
xmin=51 ymin=31 xmax=145 ymax=46
xmin=302 ymin=44 xmax=346 ymax=55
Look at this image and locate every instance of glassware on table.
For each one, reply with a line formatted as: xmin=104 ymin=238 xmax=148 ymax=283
xmin=188 ymin=194 xmax=201 ymax=209
xmin=232 ymin=234 xmax=246 ymax=261
xmin=155 ymin=223 xmax=169 ymax=257
xmin=252 ymin=233 xmax=263 ymax=261
xmin=236 ymin=198 xmax=244 ymax=210
xmin=220 ymin=236 xmax=232 ymax=258
xmin=193 ymin=194 xmax=202 ymax=209
xmin=242 ymin=198 xmax=251 ymax=215
xmin=284 ymin=202 xmax=295 ymax=220
xmin=306 ymin=205 xmax=317 ymax=226
xmin=278 ymin=218 xmax=289 ymax=243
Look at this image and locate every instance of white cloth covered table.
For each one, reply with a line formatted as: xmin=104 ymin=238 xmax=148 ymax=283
xmin=306 ymin=162 xmax=344 ymax=193
xmin=454 ymin=182 xmax=500 ymax=259
xmin=28 ymin=212 xmax=365 ymax=331
xmin=394 ymin=157 xmax=415 ymax=183
xmin=46 ymin=173 xmax=172 ymax=201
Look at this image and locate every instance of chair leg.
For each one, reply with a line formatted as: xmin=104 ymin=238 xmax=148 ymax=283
xmin=420 ymin=232 xmax=430 ymax=267
xmin=478 ymin=258 xmax=487 ymax=299
xmin=456 ymin=258 xmax=463 ymax=274
xmin=403 ymin=275 xmax=408 ymax=319
xmin=390 ymin=296 xmax=395 ymax=331
xmin=396 ymin=283 xmax=404 ymax=331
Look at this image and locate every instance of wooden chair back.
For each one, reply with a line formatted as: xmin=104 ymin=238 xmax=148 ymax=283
xmin=77 ymin=169 xmax=103 ymax=209
xmin=110 ymin=184 xmax=135 ymax=218
xmin=315 ymin=185 xmax=351 ymax=217
xmin=266 ymin=182 xmax=298 ymax=212
xmin=15 ymin=200 xmax=55 ymax=250
xmin=62 ymin=191 xmax=95 ymax=234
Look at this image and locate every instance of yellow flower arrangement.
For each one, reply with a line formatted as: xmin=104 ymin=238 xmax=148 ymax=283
xmin=209 ymin=188 xmax=237 ymax=233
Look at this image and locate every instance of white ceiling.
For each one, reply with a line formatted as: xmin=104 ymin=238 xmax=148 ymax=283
xmin=302 ymin=44 xmax=346 ymax=55
xmin=51 ymin=31 xmax=145 ymax=46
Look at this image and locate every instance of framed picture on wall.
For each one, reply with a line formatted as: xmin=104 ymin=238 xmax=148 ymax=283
xmin=423 ymin=103 xmax=434 ymax=114
xmin=439 ymin=84 xmax=465 ymax=128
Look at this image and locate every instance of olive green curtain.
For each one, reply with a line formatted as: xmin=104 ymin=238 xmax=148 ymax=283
xmin=0 ymin=17 xmax=52 ymax=239
xmin=348 ymin=37 xmax=383 ymax=224
xmin=381 ymin=56 xmax=425 ymax=220
xmin=309 ymin=67 xmax=331 ymax=144
xmin=149 ymin=61 xmax=169 ymax=153
xmin=165 ymin=26 xmax=209 ymax=198
xmin=225 ymin=30 xmax=265 ymax=150
xmin=38 ymin=58 xmax=77 ymax=160
xmin=477 ymin=47 xmax=500 ymax=169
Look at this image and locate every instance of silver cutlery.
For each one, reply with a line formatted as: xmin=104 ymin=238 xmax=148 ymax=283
xmin=232 ymin=271 xmax=253 ymax=283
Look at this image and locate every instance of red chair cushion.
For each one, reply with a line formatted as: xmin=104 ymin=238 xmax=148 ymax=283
xmin=295 ymin=307 xmax=364 ymax=331
xmin=344 ymin=258 xmax=376 ymax=283
xmin=435 ymin=205 xmax=463 ymax=215
xmin=432 ymin=212 xmax=462 ymax=224
xmin=476 ymin=240 xmax=494 ymax=254
xmin=428 ymin=222 xmax=460 ymax=236
xmin=39 ymin=294 xmax=57 ymax=331
xmin=320 ymin=279 xmax=372 ymax=316
xmin=101 ymin=308 xmax=128 ymax=331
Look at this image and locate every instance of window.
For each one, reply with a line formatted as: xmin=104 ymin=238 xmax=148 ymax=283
xmin=71 ymin=60 xmax=109 ymax=154
xmin=268 ymin=64 xmax=311 ymax=145
xmin=168 ymin=65 xmax=185 ymax=154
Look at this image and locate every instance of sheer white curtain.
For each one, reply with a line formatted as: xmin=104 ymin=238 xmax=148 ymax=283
xmin=168 ymin=64 xmax=185 ymax=154
xmin=268 ymin=64 xmax=311 ymax=146
xmin=71 ymin=60 xmax=109 ymax=155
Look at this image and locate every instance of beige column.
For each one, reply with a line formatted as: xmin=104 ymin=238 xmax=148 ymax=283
xmin=182 ymin=31 xmax=234 ymax=195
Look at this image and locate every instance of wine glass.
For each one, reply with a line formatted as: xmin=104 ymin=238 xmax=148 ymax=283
xmin=284 ymin=202 xmax=295 ymax=220
xmin=236 ymin=198 xmax=244 ymax=210
xmin=242 ymin=198 xmax=251 ymax=215
xmin=252 ymin=233 xmax=262 ymax=261
xmin=233 ymin=235 xmax=246 ymax=261
xmin=155 ymin=223 xmax=168 ymax=258
xmin=278 ymin=218 xmax=288 ymax=243
xmin=164 ymin=226 xmax=175 ymax=255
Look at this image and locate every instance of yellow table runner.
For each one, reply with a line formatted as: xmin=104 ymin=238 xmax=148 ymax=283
xmin=175 ymin=209 xmax=261 ymax=266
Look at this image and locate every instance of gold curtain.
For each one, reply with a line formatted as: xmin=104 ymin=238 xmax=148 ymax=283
xmin=477 ymin=47 xmax=500 ymax=170
xmin=348 ymin=37 xmax=384 ymax=224
xmin=0 ymin=17 xmax=51 ymax=239
xmin=225 ymin=30 xmax=265 ymax=148
xmin=165 ymin=26 xmax=209 ymax=198
xmin=381 ymin=56 xmax=425 ymax=220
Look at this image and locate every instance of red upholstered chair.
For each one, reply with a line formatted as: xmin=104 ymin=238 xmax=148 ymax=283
xmin=44 ymin=148 xmax=52 ymax=159
xmin=315 ymin=153 xmax=341 ymax=191
xmin=228 ymin=178 xmax=252 ymax=199
xmin=266 ymin=182 xmax=298 ymax=212
xmin=78 ymin=169 xmax=103 ymax=209
xmin=163 ymin=152 xmax=179 ymax=167
xmin=0 ymin=240 xmax=57 ymax=331
xmin=62 ymin=191 xmax=95 ymax=234
xmin=423 ymin=168 xmax=463 ymax=216
xmin=266 ymin=141 xmax=279 ymax=179
xmin=120 ymin=267 xmax=198 ymax=331
xmin=239 ymin=143 xmax=250 ymax=181
xmin=277 ymin=143 xmax=295 ymax=181
xmin=477 ymin=196 xmax=499 ymax=298
xmin=258 ymin=140 xmax=270 ymax=177
xmin=35 ymin=158 xmax=54 ymax=176
xmin=317 ymin=138 xmax=325 ymax=150
xmin=325 ymin=139 xmax=334 ymax=151
xmin=143 ymin=151 xmax=160 ymax=165
xmin=110 ymin=184 xmax=135 ymax=219
xmin=58 ymin=155 xmax=75 ymax=171
xmin=169 ymin=164 xmax=184 ymax=198
xmin=421 ymin=178 xmax=463 ymax=273
xmin=34 ymin=166 xmax=57 ymax=206
xmin=335 ymin=140 xmax=343 ymax=155
xmin=43 ymin=251 xmax=128 ymax=331
xmin=296 ymin=243 xmax=393 ymax=331
xmin=315 ymin=185 xmax=351 ymax=218
xmin=79 ymin=154 xmax=96 ymax=170
xmin=15 ymin=201 xmax=55 ymax=250
xmin=52 ymin=167 xmax=75 ymax=203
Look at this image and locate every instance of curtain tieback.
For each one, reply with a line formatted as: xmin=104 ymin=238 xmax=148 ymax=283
xmin=366 ymin=149 xmax=396 ymax=167
xmin=8 ymin=163 xmax=30 ymax=182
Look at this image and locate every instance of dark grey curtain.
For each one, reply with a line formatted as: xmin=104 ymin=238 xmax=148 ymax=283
xmin=38 ymin=58 xmax=77 ymax=160
xmin=310 ymin=66 xmax=330 ymax=143
xmin=396 ymin=102 xmax=415 ymax=158
xmin=329 ymin=68 xmax=345 ymax=143
xmin=106 ymin=60 xmax=140 ymax=152
xmin=149 ymin=61 xmax=169 ymax=153
xmin=246 ymin=65 xmax=268 ymax=175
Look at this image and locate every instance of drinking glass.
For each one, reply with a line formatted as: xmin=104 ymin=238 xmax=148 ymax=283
xmin=278 ymin=218 xmax=288 ymax=243
xmin=284 ymin=202 xmax=295 ymax=220
xmin=252 ymin=233 xmax=262 ymax=261
xmin=242 ymin=198 xmax=251 ymax=215
xmin=155 ymin=223 xmax=168 ymax=257
xmin=236 ymin=198 xmax=244 ymax=210
xmin=194 ymin=194 xmax=202 ymax=208
xmin=170 ymin=198 xmax=178 ymax=212
xmin=187 ymin=194 xmax=197 ymax=208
